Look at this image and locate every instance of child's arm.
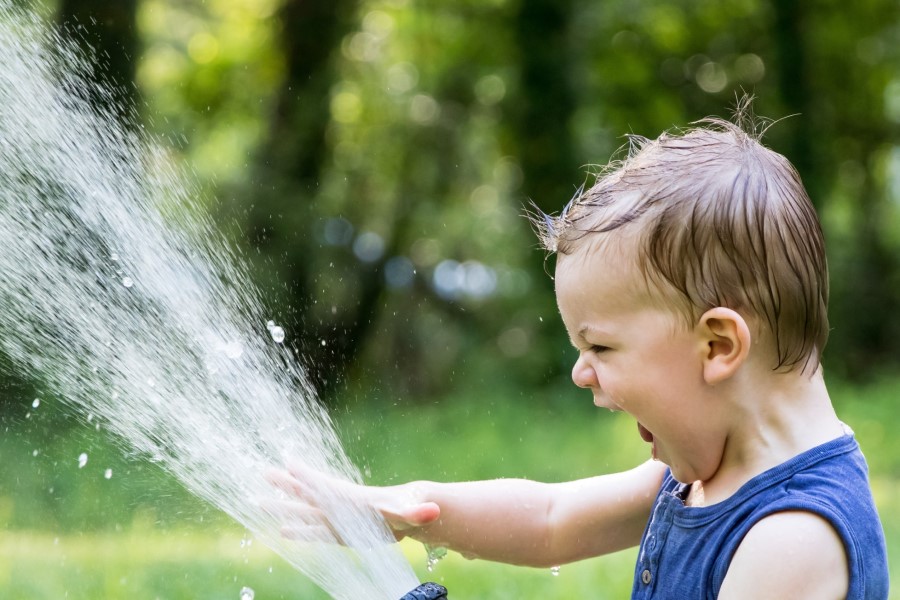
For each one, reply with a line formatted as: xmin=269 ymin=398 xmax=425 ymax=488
xmin=405 ymin=459 xmax=665 ymax=567
xmin=270 ymin=459 xmax=666 ymax=568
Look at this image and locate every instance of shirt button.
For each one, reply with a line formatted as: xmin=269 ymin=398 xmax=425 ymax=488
xmin=642 ymin=569 xmax=652 ymax=585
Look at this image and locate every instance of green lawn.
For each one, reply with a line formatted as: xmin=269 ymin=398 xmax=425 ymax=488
xmin=1 ymin=375 xmax=898 ymax=598
xmin=0 ymin=529 xmax=637 ymax=599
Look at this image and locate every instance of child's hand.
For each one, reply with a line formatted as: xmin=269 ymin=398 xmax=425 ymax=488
xmin=265 ymin=462 xmax=441 ymax=542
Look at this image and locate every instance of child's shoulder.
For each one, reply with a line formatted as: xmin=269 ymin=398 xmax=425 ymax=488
xmin=718 ymin=434 xmax=887 ymax=599
xmin=719 ymin=509 xmax=850 ymax=598
xmin=644 ymin=434 xmax=888 ymax=599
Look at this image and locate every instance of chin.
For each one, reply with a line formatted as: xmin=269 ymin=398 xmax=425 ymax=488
xmin=665 ymin=459 xmax=701 ymax=485
xmin=668 ymin=467 xmax=694 ymax=485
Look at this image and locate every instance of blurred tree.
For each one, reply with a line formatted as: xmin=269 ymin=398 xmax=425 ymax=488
xmin=505 ymin=0 xmax=583 ymax=388
xmin=792 ymin=0 xmax=900 ymax=377
xmin=223 ymin=1 xmax=567 ymax=400
xmin=128 ymin=0 xmax=900 ymax=398
xmin=769 ymin=0 xmax=819 ymax=206
xmin=512 ymin=0 xmax=576 ymax=213
xmin=236 ymin=0 xmax=363 ymax=396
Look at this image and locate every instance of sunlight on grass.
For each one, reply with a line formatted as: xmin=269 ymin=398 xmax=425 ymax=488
xmin=0 ymin=527 xmax=323 ymax=599
xmin=402 ymin=540 xmax=638 ymax=599
xmin=0 ymin=529 xmax=637 ymax=599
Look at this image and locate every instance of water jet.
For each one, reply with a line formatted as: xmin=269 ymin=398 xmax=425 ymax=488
xmin=0 ymin=2 xmax=440 ymax=598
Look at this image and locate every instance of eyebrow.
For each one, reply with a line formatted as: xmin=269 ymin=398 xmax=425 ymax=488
xmin=576 ymin=325 xmax=612 ymax=344
xmin=567 ymin=326 xmax=601 ymax=352
xmin=578 ymin=325 xmax=606 ymax=340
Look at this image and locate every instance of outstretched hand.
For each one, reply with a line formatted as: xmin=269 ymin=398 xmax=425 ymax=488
xmin=265 ymin=462 xmax=441 ymax=542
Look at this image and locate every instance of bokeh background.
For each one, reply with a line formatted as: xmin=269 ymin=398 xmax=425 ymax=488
xmin=1 ymin=0 xmax=899 ymax=597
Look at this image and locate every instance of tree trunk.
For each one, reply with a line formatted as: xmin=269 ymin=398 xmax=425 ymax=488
xmin=512 ymin=0 xmax=577 ymax=213
xmin=246 ymin=0 xmax=360 ymax=396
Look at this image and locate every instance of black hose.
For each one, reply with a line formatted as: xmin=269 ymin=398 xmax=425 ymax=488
xmin=399 ymin=582 xmax=448 ymax=600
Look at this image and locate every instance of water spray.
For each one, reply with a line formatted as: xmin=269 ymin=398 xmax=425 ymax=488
xmin=0 ymin=2 xmax=432 ymax=598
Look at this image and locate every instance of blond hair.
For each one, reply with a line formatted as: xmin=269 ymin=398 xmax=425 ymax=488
xmin=535 ymin=117 xmax=828 ymax=372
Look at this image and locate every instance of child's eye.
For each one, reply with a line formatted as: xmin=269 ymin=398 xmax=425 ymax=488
xmin=590 ymin=344 xmax=610 ymax=354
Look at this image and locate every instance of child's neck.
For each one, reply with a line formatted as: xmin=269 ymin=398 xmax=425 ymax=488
xmin=689 ymin=365 xmax=844 ymax=507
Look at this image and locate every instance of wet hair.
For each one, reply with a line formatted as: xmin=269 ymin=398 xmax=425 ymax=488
xmin=534 ymin=112 xmax=829 ymax=373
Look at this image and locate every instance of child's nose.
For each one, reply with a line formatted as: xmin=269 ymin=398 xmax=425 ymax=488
xmin=571 ymin=354 xmax=599 ymax=389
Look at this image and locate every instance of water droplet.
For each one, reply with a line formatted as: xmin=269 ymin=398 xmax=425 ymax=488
xmin=104 ymin=468 xmax=113 ymax=479
xmin=32 ymin=398 xmax=40 ymax=408
xmin=32 ymin=449 xmax=39 ymax=457
xmin=78 ymin=453 xmax=88 ymax=468
xmin=550 ymin=566 xmax=560 ymax=576
xmin=240 ymin=586 xmax=255 ymax=600
xmin=320 ymin=339 xmax=326 ymax=346
xmin=266 ymin=320 xmax=275 ymax=330
xmin=110 ymin=252 xmax=119 ymax=261
xmin=424 ymin=544 xmax=447 ymax=572
xmin=270 ymin=326 xmax=285 ymax=343
xmin=121 ymin=276 xmax=134 ymax=288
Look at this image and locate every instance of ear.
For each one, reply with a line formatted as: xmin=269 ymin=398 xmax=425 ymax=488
xmin=698 ymin=307 xmax=751 ymax=384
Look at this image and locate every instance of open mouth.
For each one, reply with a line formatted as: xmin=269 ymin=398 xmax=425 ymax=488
xmin=637 ymin=422 xmax=658 ymax=460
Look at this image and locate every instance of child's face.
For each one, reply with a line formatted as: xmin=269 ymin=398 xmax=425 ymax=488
xmin=555 ymin=241 xmax=728 ymax=483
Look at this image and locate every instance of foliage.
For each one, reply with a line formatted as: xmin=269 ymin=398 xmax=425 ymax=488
xmin=129 ymin=0 xmax=900 ymax=395
xmin=7 ymin=0 xmax=896 ymax=404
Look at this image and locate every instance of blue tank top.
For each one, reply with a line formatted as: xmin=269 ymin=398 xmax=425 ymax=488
xmin=630 ymin=434 xmax=889 ymax=599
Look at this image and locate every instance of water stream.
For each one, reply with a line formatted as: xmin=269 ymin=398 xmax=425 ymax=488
xmin=0 ymin=3 xmax=419 ymax=598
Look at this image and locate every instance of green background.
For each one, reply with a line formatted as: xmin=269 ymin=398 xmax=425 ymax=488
xmin=2 ymin=0 xmax=899 ymax=597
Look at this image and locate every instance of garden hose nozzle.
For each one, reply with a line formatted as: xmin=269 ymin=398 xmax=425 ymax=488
xmin=399 ymin=582 xmax=448 ymax=600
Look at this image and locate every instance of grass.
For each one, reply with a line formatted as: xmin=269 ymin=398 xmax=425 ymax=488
xmin=0 ymin=528 xmax=325 ymax=599
xmin=1 ymin=375 xmax=899 ymax=598
xmin=0 ymin=529 xmax=637 ymax=599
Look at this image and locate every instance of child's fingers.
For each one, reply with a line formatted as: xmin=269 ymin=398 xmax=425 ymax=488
xmin=261 ymin=496 xmax=345 ymax=543
xmin=265 ymin=467 xmax=312 ymax=500
xmin=404 ymin=501 xmax=441 ymax=527
xmin=285 ymin=460 xmax=363 ymax=501
xmin=280 ymin=523 xmax=335 ymax=543
xmin=266 ymin=461 xmax=440 ymax=544
xmin=379 ymin=500 xmax=442 ymax=530
xmin=285 ymin=461 xmax=348 ymax=490
xmin=285 ymin=460 xmax=326 ymax=482
xmin=261 ymin=497 xmax=325 ymax=523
